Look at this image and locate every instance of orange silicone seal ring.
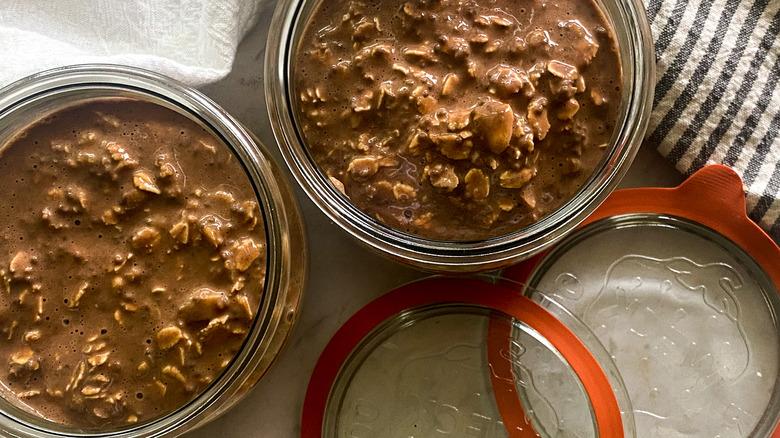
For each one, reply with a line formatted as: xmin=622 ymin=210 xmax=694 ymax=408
xmin=504 ymin=164 xmax=780 ymax=437
xmin=300 ymin=277 xmax=624 ymax=438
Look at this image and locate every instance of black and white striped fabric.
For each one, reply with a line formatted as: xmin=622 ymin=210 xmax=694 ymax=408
xmin=646 ymin=0 xmax=780 ymax=242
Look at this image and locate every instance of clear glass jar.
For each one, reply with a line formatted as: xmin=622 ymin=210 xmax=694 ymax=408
xmin=0 ymin=65 xmax=307 ymax=437
xmin=265 ymin=0 xmax=656 ymax=273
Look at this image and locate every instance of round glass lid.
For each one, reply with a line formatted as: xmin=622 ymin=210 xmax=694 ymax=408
xmin=503 ymin=165 xmax=780 ymax=438
xmin=516 ymin=214 xmax=780 ymax=438
xmin=302 ymin=278 xmax=633 ymax=438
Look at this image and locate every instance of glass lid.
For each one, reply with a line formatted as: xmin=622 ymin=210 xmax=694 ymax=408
xmin=505 ymin=165 xmax=780 ymax=437
xmin=302 ymin=278 xmax=635 ymax=438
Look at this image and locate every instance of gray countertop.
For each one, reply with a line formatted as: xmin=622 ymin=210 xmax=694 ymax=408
xmin=188 ymin=4 xmax=685 ymax=436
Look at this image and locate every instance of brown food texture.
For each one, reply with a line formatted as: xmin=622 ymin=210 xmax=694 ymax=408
xmin=295 ymin=0 xmax=623 ymax=240
xmin=0 ymin=98 xmax=267 ymax=427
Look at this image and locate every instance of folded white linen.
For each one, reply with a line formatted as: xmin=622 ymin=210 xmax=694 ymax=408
xmin=0 ymin=0 xmax=262 ymax=88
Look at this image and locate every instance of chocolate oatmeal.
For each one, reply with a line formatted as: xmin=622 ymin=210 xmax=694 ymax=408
xmin=0 ymin=98 xmax=266 ymax=427
xmin=295 ymin=0 xmax=622 ymax=240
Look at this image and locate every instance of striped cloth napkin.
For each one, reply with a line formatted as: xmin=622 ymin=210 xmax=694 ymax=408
xmin=646 ymin=0 xmax=780 ymax=242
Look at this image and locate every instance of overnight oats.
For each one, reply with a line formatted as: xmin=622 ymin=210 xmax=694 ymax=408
xmin=294 ymin=0 xmax=623 ymax=240
xmin=0 ymin=98 xmax=267 ymax=427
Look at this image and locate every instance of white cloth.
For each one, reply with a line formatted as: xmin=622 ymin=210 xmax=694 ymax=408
xmin=0 ymin=0 xmax=263 ymax=88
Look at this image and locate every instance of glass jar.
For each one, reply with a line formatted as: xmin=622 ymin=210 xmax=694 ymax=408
xmin=265 ymin=0 xmax=656 ymax=273
xmin=0 ymin=64 xmax=307 ymax=437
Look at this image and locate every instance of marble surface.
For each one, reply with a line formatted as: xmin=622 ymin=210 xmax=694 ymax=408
xmin=189 ymin=4 xmax=685 ymax=436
